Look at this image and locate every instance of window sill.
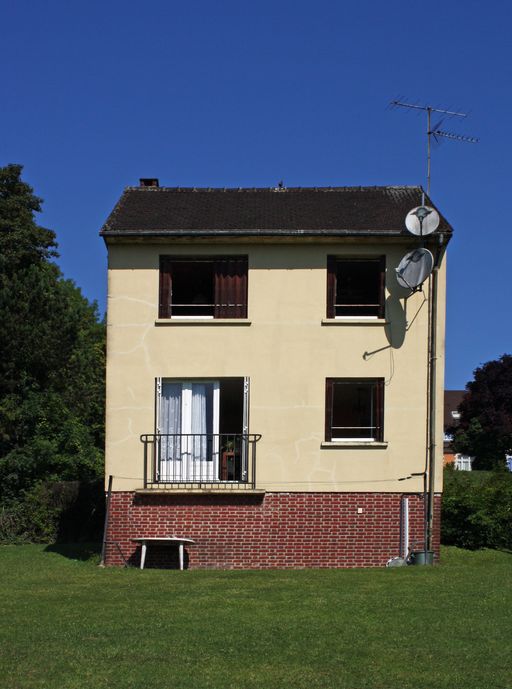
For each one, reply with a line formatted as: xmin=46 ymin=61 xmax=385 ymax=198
xmin=320 ymin=441 xmax=388 ymax=449
xmin=155 ymin=319 xmax=251 ymax=326
xmin=321 ymin=318 xmax=388 ymax=326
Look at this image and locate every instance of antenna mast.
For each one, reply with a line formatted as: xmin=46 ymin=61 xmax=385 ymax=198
xmin=390 ymin=100 xmax=479 ymax=195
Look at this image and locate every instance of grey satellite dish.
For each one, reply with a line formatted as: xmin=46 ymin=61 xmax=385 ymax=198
xmin=405 ymin=205 xmax=440 ymax=236
xmin=396 ymin=248 xmax=434 ymax=289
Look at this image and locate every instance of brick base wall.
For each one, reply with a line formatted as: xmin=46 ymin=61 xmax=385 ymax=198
xmin=105 ymin=492 xmax=441 ymax=569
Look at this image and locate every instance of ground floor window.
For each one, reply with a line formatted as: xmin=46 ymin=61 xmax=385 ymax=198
xmin=325 ymin=378 xmax=384 ymax=442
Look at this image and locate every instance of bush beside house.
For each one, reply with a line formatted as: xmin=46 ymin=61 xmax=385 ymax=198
xmin=0 ymin=480 xmax=105 ymax=544
xmin=442 ymin=468 xmax=512 ymax=550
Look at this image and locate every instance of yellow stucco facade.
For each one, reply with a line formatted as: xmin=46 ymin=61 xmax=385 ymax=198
xmin=104 ymin=237 xmax=446 ymax=495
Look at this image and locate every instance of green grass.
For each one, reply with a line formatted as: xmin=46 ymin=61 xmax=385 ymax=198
xmin=0 ymin=546 xmax=511 ymax=689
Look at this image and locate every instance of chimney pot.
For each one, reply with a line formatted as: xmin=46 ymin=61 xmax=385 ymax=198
xmin=139 ymin=178 xmax=159 ymax=188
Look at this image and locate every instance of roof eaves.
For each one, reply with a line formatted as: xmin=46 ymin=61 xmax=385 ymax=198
xmin=101 ymin=228 xmax=415 ymax=238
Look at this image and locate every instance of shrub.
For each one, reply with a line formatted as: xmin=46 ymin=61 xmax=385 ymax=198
xmin=0 ymin=501 xmax=31 ymax=544
xmin=442 ymin=469 xmax=512 ymax=550
xmin=0 ymin=480 xmax=104 ymax=544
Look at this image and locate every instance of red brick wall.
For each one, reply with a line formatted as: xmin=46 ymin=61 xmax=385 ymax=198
xmin=105 ymin=492 xmax=441 ymax=569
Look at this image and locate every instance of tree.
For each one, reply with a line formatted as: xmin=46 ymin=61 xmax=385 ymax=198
xmin=0 ymin=164 xmax=105 ymax=502
xmin=453 ymin=354 xmax=512 ymax=470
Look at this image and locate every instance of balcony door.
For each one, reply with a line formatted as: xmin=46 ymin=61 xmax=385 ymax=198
xmin=158 ymin=380 xmax=220 ymax=481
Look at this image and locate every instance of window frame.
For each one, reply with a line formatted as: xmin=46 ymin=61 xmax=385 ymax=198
xmin=159 ymin=255 xmax=248 ymax=320
xmin=326 ymin=256 xmax=385 ymax=319
xmin=325 ymin=378 xmax=384 ymax=443
xmin=454 ymin=454 xmax=473 ymax=471
xmin=155 ymin=377 xmax=250 ymax=483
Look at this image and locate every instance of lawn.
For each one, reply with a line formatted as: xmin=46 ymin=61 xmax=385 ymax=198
xmin=0 ymin=546 xmax=510 ymax=689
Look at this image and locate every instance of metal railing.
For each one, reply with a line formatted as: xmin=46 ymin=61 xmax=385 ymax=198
xmin=140 ymin=433 xmax=261 ymax=489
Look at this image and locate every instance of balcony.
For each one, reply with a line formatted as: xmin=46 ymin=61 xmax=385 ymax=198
xmin=140 ymin=433 xmax=262 ymax=490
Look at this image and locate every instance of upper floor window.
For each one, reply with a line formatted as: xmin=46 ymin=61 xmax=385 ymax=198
xmin=159 ymin=256 xmax=248 ymax=319
xmin=327 ymin=256 xmax=385 ymax=319
xmin=325 ymin=378 xmax=384 ymax=442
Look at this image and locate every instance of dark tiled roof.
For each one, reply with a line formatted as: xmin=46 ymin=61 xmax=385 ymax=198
xmin=444 ymin=390 xmax=466 ymax=429
xmin=100 ymin=186 xmax=453 ymax=238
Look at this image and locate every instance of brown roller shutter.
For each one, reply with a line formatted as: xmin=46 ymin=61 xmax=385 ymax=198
xmin=325 ymin=378 xmax=334 ymax=441
xmin=214 ymin=256 xmax=248 ymax=318
xmin=326 ymin=256 xmax=336 ymax=318
xmin=375 ymin=378 xmax=384 ymax=441
xmin=159 ymin=257 xmax=172 ymax=318
xmin=378 ymin=256 xmax=386 ymax=319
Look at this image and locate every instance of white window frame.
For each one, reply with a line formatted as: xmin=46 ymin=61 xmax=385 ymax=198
xmin=454 ymin=454 xmax=473 ymax=471
xmin=156 ymin=377 xmax=250 ymax=482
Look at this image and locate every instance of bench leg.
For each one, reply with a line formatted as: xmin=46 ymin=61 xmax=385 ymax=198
xmin=140 ymin=542 xmax=147 ymax=570
xmin=179 ymin=543 xmax=184 ymax=570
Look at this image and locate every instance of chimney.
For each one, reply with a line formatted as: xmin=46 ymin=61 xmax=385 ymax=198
xmin=139 ymin=178 xmax=159 ymax=188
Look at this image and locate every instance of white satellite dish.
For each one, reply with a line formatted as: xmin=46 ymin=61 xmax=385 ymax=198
xmin=396 ymin=248 xmax=434 ymax=289
xmin=405 ymin=205 xmax=440 ymax=236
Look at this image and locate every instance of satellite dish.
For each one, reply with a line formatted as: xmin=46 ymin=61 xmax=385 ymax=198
xmin=396 ymin=248 xmax=434 ymax=289
xmin=405 ymin=205 xmax=440 ymax=236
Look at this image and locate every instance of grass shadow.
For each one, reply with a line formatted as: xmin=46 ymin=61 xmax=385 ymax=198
xmin=45 ymin=542 xmax=101 ymax=562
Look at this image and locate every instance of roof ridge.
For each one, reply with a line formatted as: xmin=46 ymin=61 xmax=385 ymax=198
xmin=123 ymin=185 xmax=423 ymax=193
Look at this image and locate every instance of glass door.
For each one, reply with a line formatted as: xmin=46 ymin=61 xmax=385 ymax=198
xmin=159 ymin=381 xmax=219 ymax=481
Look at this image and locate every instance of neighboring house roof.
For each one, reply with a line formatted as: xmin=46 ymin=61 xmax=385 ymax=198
xmin=444 ymin=390 xmax=465 ymax=430
xmin=100 ymin=185 xmax=453 ymax=238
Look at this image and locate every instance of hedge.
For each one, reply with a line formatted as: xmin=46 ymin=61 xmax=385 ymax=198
xmin=442 ymin=468 xmax=512 ymax=550
xmin=0 ymin=480 xmax=104 ymax=544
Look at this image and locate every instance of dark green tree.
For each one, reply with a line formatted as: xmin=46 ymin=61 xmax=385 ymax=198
xmin=453 ymin=354 xmax=512 ymax=470
xmin=0 ymin=164 xmax=105 ymax=502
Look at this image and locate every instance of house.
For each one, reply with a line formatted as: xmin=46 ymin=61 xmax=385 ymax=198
xmin=100 ymin=181 xmax=452 ymax=569
xmin=443 ymin=390 xmax=473 ymax=471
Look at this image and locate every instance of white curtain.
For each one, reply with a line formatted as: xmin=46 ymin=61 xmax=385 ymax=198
xmin=191 ymin=383 xmax=208 ymax=461
xmin=160 ymin=383 xmax=182 ymax=478
xmin=160 ymin=382 xmax=214 ymax=477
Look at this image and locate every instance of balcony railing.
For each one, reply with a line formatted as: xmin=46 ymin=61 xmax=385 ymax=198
xmin=140 ymin=433 xmax=262 ymax=489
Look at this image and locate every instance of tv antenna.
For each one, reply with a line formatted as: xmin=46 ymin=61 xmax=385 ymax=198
xmin=390 ymin=100 xmax=479 ymax=195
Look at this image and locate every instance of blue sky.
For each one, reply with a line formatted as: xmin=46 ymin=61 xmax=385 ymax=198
xmin=2 ymin=0 xmax=511 ymax=389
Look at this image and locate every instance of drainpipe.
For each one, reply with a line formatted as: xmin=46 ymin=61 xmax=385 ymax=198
xmin=426 ymin=234 xmax=446 ymax=557
xmin=402 ymin=496 xmax=409 ymax=559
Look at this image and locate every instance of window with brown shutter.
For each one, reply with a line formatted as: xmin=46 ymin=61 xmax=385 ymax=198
xmin=159 ymin=256 xmax=248 ymax=319
xmin=325 ymin=378 xmax=384 ymax=442
xmin=326 ymin=257 xmax=385 ymax=318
